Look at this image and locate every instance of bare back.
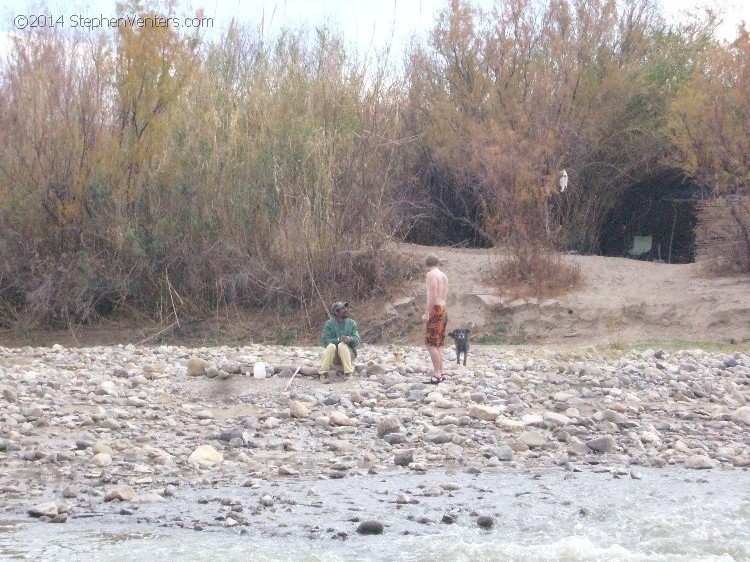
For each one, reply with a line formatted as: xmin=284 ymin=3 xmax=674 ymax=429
xmin=426 ymin=267 xmax=448 ymax=308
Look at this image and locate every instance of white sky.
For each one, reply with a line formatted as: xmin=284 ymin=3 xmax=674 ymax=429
xmin=0 ymin=0 xmax=748 ymax=56
xmin=200 ymin=0 xmax=750 ymax=46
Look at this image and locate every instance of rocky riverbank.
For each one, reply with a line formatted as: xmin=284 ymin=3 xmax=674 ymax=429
xmin=1 ymin=343 xmax=749 ymax=532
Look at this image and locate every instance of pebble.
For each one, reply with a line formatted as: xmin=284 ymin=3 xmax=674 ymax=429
xmin=684 ymin=455 xmax=719 ymax=470
xmin=520 ymin=431 xmax=548 ymax=448
xmin=468 ymin=404 xmax=500 ymax=421
xmin=356 ymin=520 xmax=384 ymax=535
xmin=731 ymin=406 xmax=750 ymax=426
xmin=0 ymin=343 xmax=745 ymax=530
xmin=260 ymin=495 xmax=274 ymax=507
xmin=187 ymin=357 xmax=207 ymax=377
xmin=28 ymin=502 xmax=59 ymax=518
xmin=104 ymin=485 xmax=135 ymax=502
xmin=92 ymin=442 xmax=114 ymax=455
xmin=495 ymin=445 xmax=515 ymax=461
xmin=290 ymin=401 xmax=310 ymax=418
xmin=477 ymin=515 xmax=495 ymax=529
xmin=394 ymin=449 xmax=414 ymax=467
xmin=188 ymin=445 xmax=223 ymax=466
xmin=91 ymin=453 xmax=113 ymax=467
xmin=586 ymin=436 xmax=616 ymax=453
xmin=329 ymin=411 xmax=355 ymax=427
xmin=442 ymin=512 xmax=457 ymax=524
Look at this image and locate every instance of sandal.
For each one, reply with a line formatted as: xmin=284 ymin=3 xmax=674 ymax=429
xmin=423 ymin=375 xmax=445 ymax=385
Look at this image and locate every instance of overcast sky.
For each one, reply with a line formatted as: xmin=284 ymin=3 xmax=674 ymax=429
xmin=0 ymin=0 xmax=748 ymax=55
xmin=196 ymin=0 xmax=749 ymax=46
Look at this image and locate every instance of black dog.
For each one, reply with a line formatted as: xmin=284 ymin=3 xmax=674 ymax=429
xmin=448 ymin=329 xmax=470 ymax=366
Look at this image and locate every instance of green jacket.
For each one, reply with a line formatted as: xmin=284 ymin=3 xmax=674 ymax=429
xmin=322 ymin=317 xmax=361 ymax=358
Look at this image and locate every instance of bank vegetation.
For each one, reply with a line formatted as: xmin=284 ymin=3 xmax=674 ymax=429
xmin=0 ymin=0 xmax=747 ymax=333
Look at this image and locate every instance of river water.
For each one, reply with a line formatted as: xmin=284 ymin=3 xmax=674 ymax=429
xmin=1 ymin=466 xmax=748 ymax=561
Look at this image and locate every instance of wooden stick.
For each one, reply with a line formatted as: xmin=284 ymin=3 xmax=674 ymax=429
xmin=284 ymin=365 xmax=303 ymax=391
xmin=135 ymin=321 xmax=179 ymax=346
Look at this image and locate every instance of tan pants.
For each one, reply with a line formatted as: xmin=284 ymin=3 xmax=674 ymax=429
xmin=319 ymin=343 xmax=353 ymax=375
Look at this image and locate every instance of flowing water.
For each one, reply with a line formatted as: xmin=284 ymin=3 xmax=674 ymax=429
xmin=1 ymin=466 xmax=748 ymax=561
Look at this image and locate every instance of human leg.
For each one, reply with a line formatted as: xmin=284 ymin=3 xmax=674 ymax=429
xmin=319 ymin=343 xmax=338 ymax=374
xmin=337 ymin=342 xmax=354 ymax=374
xmin=425 ymin=344 xmax=444 ymax=381
xmin=424 ymin=305 xmax=447 ymax=382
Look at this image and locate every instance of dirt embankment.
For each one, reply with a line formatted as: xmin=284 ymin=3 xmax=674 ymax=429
xmin=1 ymin=243 xmax=747 ymax=348
xmin=380 ymin=243 xmax=750 ymax=347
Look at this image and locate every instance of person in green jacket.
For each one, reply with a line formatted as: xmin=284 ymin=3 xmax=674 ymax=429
xmin=319 ymin=301 xmax=361 ymax=376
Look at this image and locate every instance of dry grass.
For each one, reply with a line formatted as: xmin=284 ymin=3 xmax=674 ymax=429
xmin=0 ymin=22 xmax=412 ymax=330
xmin=1 ymin=2 xmax=747 ymax=333
xmin=486 ymin=248 xmax=582 ymax=300
xmin=696 ymin=195 xmax=750 ymax=276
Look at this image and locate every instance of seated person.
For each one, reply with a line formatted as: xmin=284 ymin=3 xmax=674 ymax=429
xmin=319 ymin=301 xmax=360 ymax=376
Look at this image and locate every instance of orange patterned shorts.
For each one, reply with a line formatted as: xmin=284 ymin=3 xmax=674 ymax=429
xmin=425 ymin=305 xmax=447 ymax=347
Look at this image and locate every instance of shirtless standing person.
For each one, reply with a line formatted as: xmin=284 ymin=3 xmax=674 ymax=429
xmin=422 ymin=254 xmax=449 ymax=384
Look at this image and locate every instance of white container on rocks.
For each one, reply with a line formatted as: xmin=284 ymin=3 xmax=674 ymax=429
xmin=253 ymin=362 xmax=267 ymax=379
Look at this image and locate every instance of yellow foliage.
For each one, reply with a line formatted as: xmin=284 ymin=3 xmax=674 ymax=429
xmin=670 ymin=28 xmax=750 ymax=192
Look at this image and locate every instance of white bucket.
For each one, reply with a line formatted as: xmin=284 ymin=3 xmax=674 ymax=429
xmin=253 ymin=362 xmax=267 ymax=379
